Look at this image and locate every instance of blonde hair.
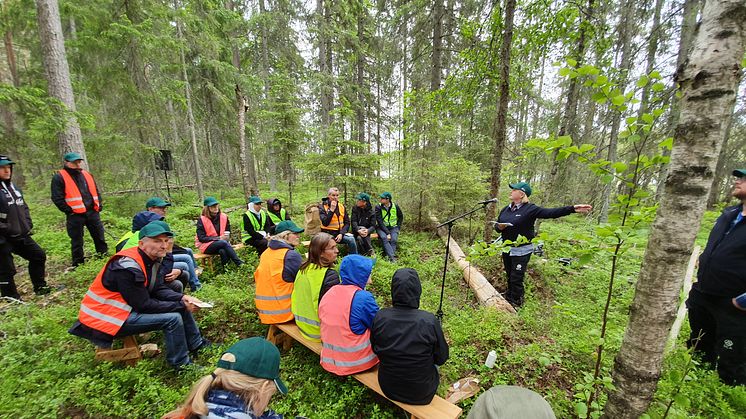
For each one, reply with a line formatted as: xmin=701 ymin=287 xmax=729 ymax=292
xmin=162 ymin=368 xmax=276 ymax=419
xmin=520 ymin=193 xmax=530 ymax=204
xmin=270 ymin=230 xmax=294 ymax=244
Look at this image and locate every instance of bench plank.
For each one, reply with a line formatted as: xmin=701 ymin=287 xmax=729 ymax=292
xmin=267 ymin=322 xmax=461 ymax=419
xmin=195 ymin=243 xmax=248 ymax=272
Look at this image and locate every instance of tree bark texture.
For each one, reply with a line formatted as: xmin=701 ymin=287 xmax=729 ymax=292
xmin=604 ymin=2 xmax=746 ymax=417
xmin=177 ymin=20 xmax=204 ymax=202
xmin=35 ymin=0 xmax=87 ymax=167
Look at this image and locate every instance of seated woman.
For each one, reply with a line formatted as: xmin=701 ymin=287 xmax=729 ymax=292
xmin=195 ymin=197 xmax=243 ymax=267
xmin=162 ymin=337 xmax=288 ymax=419
xmin=266 ymin=198 xmax=290 ymax=234
xmin=253 ymin=221 xmax=304 ymax=324
xmin=371 ymin=268 xmax=449 ymax=405
xmin=243 ymin=196 xmax=273 ymax=255
xmin=291 ymin=233 xmax=340 ymax=342
xmin=318 ymin=254 xmax=379 ymax=376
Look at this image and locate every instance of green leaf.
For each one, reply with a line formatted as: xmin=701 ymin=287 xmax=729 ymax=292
xmin=611 ymin=95 xmax=626 ymax=106
xmin=575 ymin=403 xmax=588 ymax=417
xmin=566 ymin=58 xmax=578 ymax=67
xmin=538 ymin=356 xmax=552 ymax=367
xmin=625 ymin=116 xmax=638 ymax=125
xmin=612 ymin=162 xmax=628 ymax=173
xmin=652 ymin=108 xmax=665 ymax=117
xmin=596 ymin=75 xmax=609 ymax=85
xmin=641 ymin=113 xmax=654 ymax=124
xmin=636 ymin=75 xmax=649 ymax=87
xmin=592 ymin=91 xmax=607 ymax=104
xmin=659 ymin=137 xmax=674 ymax=150
xmin=629 ymin=134 xmax=641 ymax=143
xmin=652 ymin=82 xmax=666 ymax=92
xmin=559 ymin=67 xmax=571 ymax=77
xmin=649 ymin=70 xmax=662 ymax=80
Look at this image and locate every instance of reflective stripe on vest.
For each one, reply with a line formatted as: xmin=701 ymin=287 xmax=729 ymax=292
xmin=243 ymin=210 xmax=268 ymax=233
xmin=318 ymin=284 xmax=379 ymax=376
xmin=381 ymin=203 xmax=398 ymax=227
xmin=194 ymin=213 xmax=227 ymax=252
xmin=253 ymin=246 xmax=295 ymax=324
xmin=59 ymin=169 xmax=100 ymax=213
xmin=267 ymin=208 xmax=287 ymax=225
xmin=322 ymin=202 xmax=345 ymax=232
xmin=291 ymin=264 xmax=328 ymax=342
xmin=78 ymin=247 xmax=147 ymax=336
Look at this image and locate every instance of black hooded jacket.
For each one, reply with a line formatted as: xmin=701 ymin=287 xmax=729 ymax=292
xmin=0 ymin=164 xmax=33 ymax=241
xmin=371 ymin=268 xmax=449 ymax=405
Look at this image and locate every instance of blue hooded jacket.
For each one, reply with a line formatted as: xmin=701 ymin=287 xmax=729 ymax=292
xmin=132 ymin=210 xmax=164 ymax=232
xmin=339 ymin=255 xmax=379 ymax=335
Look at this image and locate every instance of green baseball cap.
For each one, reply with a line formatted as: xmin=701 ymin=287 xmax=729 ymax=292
xmin=509 ymin=181 xmax=532 ymax=197
xmin=203 ymin=196 xmax=219 ymax=207
xmin=146 ymin=197 xmax=171 ymax=208
xmin=275 ymin=220 xmax=304 ymax=234
xmin=379 ymin=192 xmax=392 ymax=200
xmin=0 ymin=155 xmax=15 ymax=166
xmin=733 ymin=169 xmax=746 ymax=178
xmin=217 ymin=337 xmax=288 ymax=394
xmin=139 ymin=220 xmax=174 ymax=239
xmin=355 ymin=192 xmax=371 ymax=201
xmin=63 ymin=152 xmax=84 ymax=162
xmin=248 ymin=195 xmax=263 ymax=204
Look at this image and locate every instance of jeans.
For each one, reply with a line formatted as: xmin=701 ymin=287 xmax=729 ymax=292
xmin=340 ymin=233 xmax=358 ymax=254
xmin=205 ymin=240 xmax=242 ymax=266
xmin=117 ymin=310 xmax=204 ymax=367
xmin=173 ymin=252 xmax=201 ymax=291
xmin=376 ymin=226 xmax=400 ymax=260
xmin=355 ymin=231 xmax=374 ymax=256
xmin=0 ymin=235 xmax=47 ymax=298
xmin=66 ymin=211 xmax=108 ymax=266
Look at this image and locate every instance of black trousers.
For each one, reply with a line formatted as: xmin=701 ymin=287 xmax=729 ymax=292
xmin=501 ymin=253 xmax=531 ymax=307
xmin=205 ymin=240 xmax=242 ymax=265
xmin=355 ymin=233 xmax=373 ymax=255
xmin=244 ymin=237 xmax=268 ymax=255
xmin=0 ymin=235 xmax=47 ymax=299
xmin=687 ymin=295 xmax=746 ymax=386
xmin=66 ymin=211 xmax=108 ymax=266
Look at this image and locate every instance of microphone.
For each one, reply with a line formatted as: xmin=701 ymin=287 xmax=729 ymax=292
xmin=477 ymin=198 xmax=498 ymax=205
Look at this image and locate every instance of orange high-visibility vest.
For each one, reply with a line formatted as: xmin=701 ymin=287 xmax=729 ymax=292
xmin=254 ymin=247 xmax=294 ymax=324
xmin=59 ymin=169 xmax=100 ymax=213
xmin=194 ymin=213 xmax=227 ymax=252
xmin=321 ymin=202 xmax=346 ymax=232
xmin=78 ymin=247 xmax=148 ymax=336
xmin=318 ymin=284 xmax=379 ymax=376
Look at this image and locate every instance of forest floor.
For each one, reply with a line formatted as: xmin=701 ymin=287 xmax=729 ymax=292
xmin=0 ymin=184 xmax=745 ymax=418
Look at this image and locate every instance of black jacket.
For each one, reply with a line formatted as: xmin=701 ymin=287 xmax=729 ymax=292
xmin=496 ymin=202 xmax=575 ymax=242
xmin=0 ymin=176 xmax=33 ymax=242
xmin=375 ymin=203 xmax=403 ymax=235
xmin=371 ymin=268 xmax=449 ymax=405
xmin=51 ymin=167 xmax=102 ymax=214
xmin=242 ymin=210 xmax=273 ymax=244
xmin=351 ymin=202 xmax=376 ymax=235
xmin=694 ymin=204 xmax=746 ymax=298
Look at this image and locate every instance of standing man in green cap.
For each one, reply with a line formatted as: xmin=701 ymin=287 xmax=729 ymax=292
xmin=0 ymin=155 xmax=50 ymax=299
xmin=51 ymin=152 xmax=108 ymax=266
xmin=687 ymin=168 xmax=746 ymax=386
xmin=243 ymin=195 xmax=273 ymax=255
xmin=495 ymin=181 xmax=591 ymax=308
xmin=375 ymin=192 xmax=403 ymax=261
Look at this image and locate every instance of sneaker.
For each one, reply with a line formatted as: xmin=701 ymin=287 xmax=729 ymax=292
xmin=195 ymin=267 xmax=204 ymax=276
xmin=191 ymin=338 xmax=212 ymax=354
xmin=34 ymin=286 xmax=52 ymax=296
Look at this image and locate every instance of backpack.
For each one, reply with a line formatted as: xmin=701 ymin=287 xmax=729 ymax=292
xmin=304 ymin=203 xmax=321 ymax=235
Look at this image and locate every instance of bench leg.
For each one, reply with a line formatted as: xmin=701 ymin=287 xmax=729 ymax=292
xmin=94 ymin=335 xmax=142 ymax=366
xmin=266 ymin=325 xmax=294 ymax=350
xmin=122 ymin=335 xmax=142 ymax=366
xmin=266 ymin=325 xmax=280 ymax=345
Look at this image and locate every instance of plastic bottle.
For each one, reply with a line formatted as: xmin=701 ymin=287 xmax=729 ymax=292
xmin=485 ymin=350 xmax=497 ymax=368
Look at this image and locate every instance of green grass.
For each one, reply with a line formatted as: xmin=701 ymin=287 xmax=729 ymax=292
xmin=1 ymin=186 xmax=744 ymax=418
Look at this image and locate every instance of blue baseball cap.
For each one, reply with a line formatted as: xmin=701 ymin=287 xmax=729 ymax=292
xmin=63 ymin=152 xmax=84 ymax=162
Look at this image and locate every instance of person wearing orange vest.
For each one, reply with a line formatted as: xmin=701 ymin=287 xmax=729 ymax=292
xmin=195 ymin=197 xmax=244 ymax=267
xmin=318 ymin=187 xmax=357 ymax=254
xmin=253 ymin=220 xmax=304 ymax=324
xmin=318 ymin=254 xmax=379 ymax=376
xmin=68 ymin=221 xmax=210 ymax=368
xmin=51 ymin=152 xmax=108 ymax=267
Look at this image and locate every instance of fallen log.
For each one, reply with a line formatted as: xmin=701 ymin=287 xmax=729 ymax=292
xmin=430 ymin=214 xmax=516 ymax=314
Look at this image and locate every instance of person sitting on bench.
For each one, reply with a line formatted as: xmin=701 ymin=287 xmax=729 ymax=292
xmin=319 ymin=187 xmax=357 ymax=254
xmin=196 ymin=197 xmax=243 ymax=267
xmin=319 ymin=254 xmax=378 ymax=376
xmin=254 ymin=220 xmax=304 ymax=324
xmin=266 ymin=198 xmax=290 ymax=234
xmin=163 ymin=337 xmax=288 ymax=419
xmin=69 ymin=221 xmax=209 ymax=369
xmin=371 ymin=268 xmax=449 ymax=405
xmin=291 ymin=233 xmax=340 ymax=342
xmin=243 ymin=195 xmax=273 ymax=255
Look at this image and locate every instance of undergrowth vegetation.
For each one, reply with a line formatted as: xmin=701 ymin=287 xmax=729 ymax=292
xmin=0 ymin=184 xmax=744 ymax=418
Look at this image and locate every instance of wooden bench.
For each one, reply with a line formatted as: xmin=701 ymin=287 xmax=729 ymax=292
xmin=195 ymin=242 xmax=246 ymax=271
xmin=94 ymin=335 xmax=142 ymax=366
xmin=266 ymin=322 xmax=461 ymax=419
xmin=301 ymin=233 xmax=378 ymax=247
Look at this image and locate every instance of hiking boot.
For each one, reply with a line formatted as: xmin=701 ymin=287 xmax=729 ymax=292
xmin=34 ymin=286 xmax=52 ymax=296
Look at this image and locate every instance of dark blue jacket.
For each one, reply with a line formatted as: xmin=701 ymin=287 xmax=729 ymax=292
xmin=695 ymin=204 xmax=746 ymax=298
xmin=496 ymin=202 xmax=575 ymax=242
xmin=132 ymin=210 xmax=164 ymax=232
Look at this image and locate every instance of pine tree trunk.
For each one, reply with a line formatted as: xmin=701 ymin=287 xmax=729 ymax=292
xmin=484 ymin=0 xmax=516 ymax=243
xmin=604 ymin=1 xmax=746 ymax=417
xmin=36 ymin=0 xmax=87 ymax=168
xmin=258 ymin=0 xmax=277 ymax=192
xmin=177 ymin=20 xmax=204 ymax=202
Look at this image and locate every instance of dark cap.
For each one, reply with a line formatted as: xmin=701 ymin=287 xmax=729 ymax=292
xmin=275 ymin=220 xmax=304 ymax=234
xmin=509 ymin=182 xmax=532 ymax=197
xmin=139 ymin=220 xmax=174 ymax=239
xmin=733 ymin=169 xmax=746 ymax=178
xmin=63 ymin=152 xmax=84 ymax=162
xmin=203 ymin=197 xmax=219 ymax=207
xmin=379 ymin=192 xmax=392 ymax=200
xmin=146 ymin=197 xmax=171 ymax=208
xmin=0 ymin=155 xmax=15 ymax=166
xmin=217 ymin=337 xmax=288 ymax=394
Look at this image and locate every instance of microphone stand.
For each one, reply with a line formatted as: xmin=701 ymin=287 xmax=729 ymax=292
xmin=435 ymin=202 xmax=493 ymax=321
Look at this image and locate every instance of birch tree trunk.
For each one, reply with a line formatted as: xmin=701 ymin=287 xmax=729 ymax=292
xmin=36 ymin=0 xmax=87 ymax=168
xmin=604 ymin=1 xmax=746 ymax=417
xmin=484 ymin=0 xmax=516 ymax=242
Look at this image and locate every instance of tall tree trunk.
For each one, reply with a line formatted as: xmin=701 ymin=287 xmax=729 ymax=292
xmin=317 ymin=0 xmax=333 ymax=139
xmin=258 ymin=0 xmax=277 ymax=191
xmin=177 ymin=20 xmax=204 ymax=201
xmin=35 ymin=0 xmax=87 ymax=168
xmin=430 ymin=0 xmax=443 ymax=92
xmin=484 ymin=0 xmax=516 ymax=242
xmin=356 ymin=4 xmax=365 ymax=146
xmin=604 ymin=1 xmax=746 ymax=417
xmin=4 ymin=31 xmax=19 ymax=87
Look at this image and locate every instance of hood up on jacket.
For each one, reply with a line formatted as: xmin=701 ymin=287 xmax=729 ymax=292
xmin=267 ymin=198 xmax=283 ymax=210
xmin=391 ymin=268 xmax=421 ymax=309
xmin=339 ymin=254 xmax=374 ymax=289
xmin=132 ymin=210 xmax=165 ymax=232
